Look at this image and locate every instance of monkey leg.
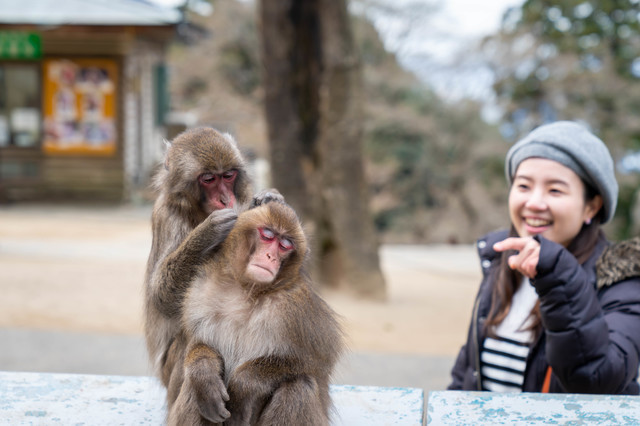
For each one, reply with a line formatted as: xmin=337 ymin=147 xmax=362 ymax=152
xmin=257 ymin=375 xmax=329 ymax=426
xmin=167 ymin=379 xmax=214 ymax=426
xmin=163 ymin=335 xmax=187 ymax=405
xmin=226 ymin=358 xmax=329 ymax=426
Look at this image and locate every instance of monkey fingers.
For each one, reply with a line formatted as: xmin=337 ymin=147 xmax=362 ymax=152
xmin=189 ymin=361 xmax=230 ymax=422
xmin=250 ymin=188 xmax=285 ymax=208
xmin=201 ymin=209 xmax=239 ymax=253
xmin=194 ymin=374 xmax=230 ymax=424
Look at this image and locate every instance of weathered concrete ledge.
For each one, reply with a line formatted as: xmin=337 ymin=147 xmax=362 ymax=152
xmin=427 ymin=390 xmax=640 ymax=424
xmin=0 ymin=371 xmax=424 ymax=425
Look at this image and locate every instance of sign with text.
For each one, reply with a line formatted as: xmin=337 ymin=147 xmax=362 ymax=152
xmin=0 ymin=32 xmax=42 ymax=59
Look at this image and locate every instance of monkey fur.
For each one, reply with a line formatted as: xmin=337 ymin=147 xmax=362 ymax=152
xmin=166 ymin=202 xmax=344 ymax=426
xmin=144 ymin=127 xmax=253 ymax=385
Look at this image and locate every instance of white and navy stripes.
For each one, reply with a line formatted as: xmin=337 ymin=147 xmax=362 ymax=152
xmin=481 ymin=335 xmax=530 ymax=392
xmin=481 ymin=278 xmax=538 ymax=392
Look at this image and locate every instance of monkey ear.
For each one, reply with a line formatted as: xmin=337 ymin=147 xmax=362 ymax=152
xmin=222 ymin=132 xmax=239 ymax=147
xmin=162 ymin=138 xmax=172 ymax=170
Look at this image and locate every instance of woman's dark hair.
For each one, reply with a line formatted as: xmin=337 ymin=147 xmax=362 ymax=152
xmin=485 ymin=181 xmax=605 ymax=338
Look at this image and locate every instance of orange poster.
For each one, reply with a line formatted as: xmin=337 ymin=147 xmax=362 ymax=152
xmin=42 ymin=58 xmax=117 ymax=155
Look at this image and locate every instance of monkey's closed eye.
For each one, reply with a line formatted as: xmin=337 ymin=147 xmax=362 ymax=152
xmin=279 ymin=238 xmax=294 ymax=251
xmin=222 ymin=170 xmax=238 ymax=181
xmin=200 ymin=173 xmax=216 ymax=184
xmin=259 ymin=228 xmax=275 ymax=242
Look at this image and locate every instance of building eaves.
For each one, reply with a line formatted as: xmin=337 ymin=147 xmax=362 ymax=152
xmin=0 ymin=0 xmax=182 ymax=26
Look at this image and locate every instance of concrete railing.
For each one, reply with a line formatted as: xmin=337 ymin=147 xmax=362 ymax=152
xmin=0 ymin=371 xmax=424 ymax=425
xmin=6 ymin=371 xmax=639 ymax=424
xmin=427 ymin=390 xmax=640 ymax=424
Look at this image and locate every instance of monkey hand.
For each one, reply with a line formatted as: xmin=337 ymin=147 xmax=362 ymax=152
xmin=201 ymin=208 xmax=238 ymax=253
xmin=250 ymin=188 xmax=285 ymax=208
xmin=193 ymin=372 xmax=231 ymax=423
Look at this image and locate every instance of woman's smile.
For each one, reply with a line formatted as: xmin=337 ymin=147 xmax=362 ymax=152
xmin=523 ymin=216 xmax=552 ymax=233
xmin=509 ymin=158 xmax=601 ymax=247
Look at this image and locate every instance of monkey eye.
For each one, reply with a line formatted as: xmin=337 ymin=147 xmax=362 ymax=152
xmin=199 ymin=173 xmax=216 ymax=184
xmin=259 ymin=228 xmax=275 ymax=242
xmin=279 ymin=238 xmax=294 ymax=251
xmin=222 ymin=170 xmax=238 ymax=181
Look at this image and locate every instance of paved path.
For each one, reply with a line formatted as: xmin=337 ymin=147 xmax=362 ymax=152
xmin=0 ymin=204 xmax=482 ymax=394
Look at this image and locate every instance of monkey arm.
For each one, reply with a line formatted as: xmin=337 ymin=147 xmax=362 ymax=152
xmin=150 ymin=209 xmax=238 ymax=317
xmin=167 ymin=340 xmax=230 ymax=426
xmin=183 ymin=342 xmax=230 ymax=424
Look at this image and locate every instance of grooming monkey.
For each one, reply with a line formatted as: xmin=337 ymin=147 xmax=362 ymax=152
xmin=166 ymin=201 xmax=344 ymax=426
xmin=144 ymin=127 xmax=280 ymax=387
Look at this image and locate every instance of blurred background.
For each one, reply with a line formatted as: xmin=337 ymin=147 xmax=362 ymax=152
xmin=1 ymin=0 xmax=639 ymax=397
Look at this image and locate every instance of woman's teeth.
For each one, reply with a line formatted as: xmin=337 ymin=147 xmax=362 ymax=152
xmin=525 ymin=218 xmax=551 ymax=227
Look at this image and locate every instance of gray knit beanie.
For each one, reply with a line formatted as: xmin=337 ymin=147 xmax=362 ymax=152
xmin=505 ymin=121 xmax=618 ymax=223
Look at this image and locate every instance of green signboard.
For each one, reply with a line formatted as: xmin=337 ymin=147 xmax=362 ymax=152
xmin=0 ymin=32 xmax=42 ymax=59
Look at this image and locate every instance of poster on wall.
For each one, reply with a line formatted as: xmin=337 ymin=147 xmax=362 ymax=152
xmin=43 ymin=58 xmax=117 ymax=155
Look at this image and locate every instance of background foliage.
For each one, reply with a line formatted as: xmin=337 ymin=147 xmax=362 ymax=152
xmin=168 ymin=0 xmax=640 ymax=243
xmin=485 ymin=0 xmax=640 ymax=238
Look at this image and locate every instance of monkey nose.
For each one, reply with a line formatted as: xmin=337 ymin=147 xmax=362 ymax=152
xmin=266 ymin=252 xmax=278 ymax=262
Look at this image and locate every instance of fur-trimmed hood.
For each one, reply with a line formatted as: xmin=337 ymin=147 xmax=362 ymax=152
xmin=597 ymin=237 xmax=640 ymax=288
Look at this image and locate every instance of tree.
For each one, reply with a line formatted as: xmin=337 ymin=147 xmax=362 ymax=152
xmin=484 ymin=0 xmax=640 ymax=237
xmin=258 ymin=0 xmax=386 ymax=299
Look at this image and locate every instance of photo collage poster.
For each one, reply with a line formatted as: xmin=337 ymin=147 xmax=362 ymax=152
xmin=43 ymin=58 xmax=117 ymax=155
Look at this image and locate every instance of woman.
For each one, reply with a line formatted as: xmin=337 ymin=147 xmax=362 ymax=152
xmin=448 ymin=121 xmax=640 ymax=394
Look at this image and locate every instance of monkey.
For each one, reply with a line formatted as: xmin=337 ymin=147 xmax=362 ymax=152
xmin=166 ymin=201 xmax=344 ymax=426
xmin=144 ymin=127 xmax=281 ymax=392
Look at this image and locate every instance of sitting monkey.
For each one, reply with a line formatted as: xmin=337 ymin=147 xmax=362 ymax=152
xmin=167 ymin=201 xmax=344 ymax=426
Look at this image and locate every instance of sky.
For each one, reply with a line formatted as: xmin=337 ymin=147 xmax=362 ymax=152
xmin=149 ymin=0 xmax=525 ymax=113
xmin=354 ymin=0 xmax=524 ymax=121
xmin=150 ymin=0 xmax=522 ymax=41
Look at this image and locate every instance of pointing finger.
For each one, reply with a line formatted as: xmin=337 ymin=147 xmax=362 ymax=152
xmin=493 ymin=237 xmax=527 ymax=252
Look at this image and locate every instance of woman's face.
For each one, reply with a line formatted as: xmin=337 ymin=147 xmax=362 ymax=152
xmin=509 ymin=158 xmax=603 ymax=247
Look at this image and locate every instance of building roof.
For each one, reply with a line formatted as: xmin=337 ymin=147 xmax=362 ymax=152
xmin=0 ymin=0 xmax=182 ymax=26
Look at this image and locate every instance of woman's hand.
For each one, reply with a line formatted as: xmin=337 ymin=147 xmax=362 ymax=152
xmin=493 ymin=237 xmax=540 ymax=278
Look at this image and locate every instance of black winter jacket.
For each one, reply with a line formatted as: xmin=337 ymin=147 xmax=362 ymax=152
xmin=448 ymin=230 xmax=640 ymax=394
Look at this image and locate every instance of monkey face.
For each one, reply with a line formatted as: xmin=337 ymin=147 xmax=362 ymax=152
xmin=245 ymin=227 xmax=295 ymax=284
xmin=198 ymin=170 xmax=239 ymax=213
xmin=161 ymin=127 xmax=251 ymax=215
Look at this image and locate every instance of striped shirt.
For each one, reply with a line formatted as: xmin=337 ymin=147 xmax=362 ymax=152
xmin=481 ymin=278 xmax=538 ymax=392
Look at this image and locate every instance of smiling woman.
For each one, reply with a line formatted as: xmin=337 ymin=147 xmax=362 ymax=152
xmin=448 ymin=121 xmax=640 ymax=395
xmin=509 ymin=158 xmax=602 ymax=249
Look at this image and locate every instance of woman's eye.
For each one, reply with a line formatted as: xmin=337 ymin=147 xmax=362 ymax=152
xmin=259 ymin=228 xmax=275 ymax=241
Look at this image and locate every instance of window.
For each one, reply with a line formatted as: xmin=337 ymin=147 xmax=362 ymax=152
xmin=154 ymin=64 xmax=169 ymax=126
xmin=0 ymin=63 xmax=41 ymax=148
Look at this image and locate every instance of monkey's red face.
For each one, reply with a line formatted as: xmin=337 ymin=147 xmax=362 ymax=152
xmin=199 ymin=170 xmax=238 ymax=213
xmin=245 ymin=227 xmax=294 ymax=283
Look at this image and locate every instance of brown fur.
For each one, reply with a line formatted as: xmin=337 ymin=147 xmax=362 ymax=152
xmin=596 ymin=236 xmax=640 ymax=288
xmin=166 ymin=202 xmax=344 ymax=426
xmin=144 ymin=127 xmax=252 ymax=385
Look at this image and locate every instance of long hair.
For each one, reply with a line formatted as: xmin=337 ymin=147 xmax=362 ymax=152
xmin=485 ymin=182 xmax=605 ymax=339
